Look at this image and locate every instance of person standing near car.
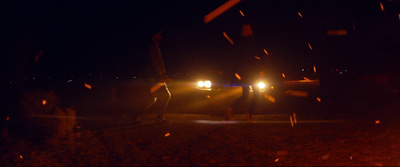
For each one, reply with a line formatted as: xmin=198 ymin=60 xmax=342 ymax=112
xmin=225 ymin=24 xmax=263 ymax=121
xmin=133 ymin=29 xmax=171 ymax=124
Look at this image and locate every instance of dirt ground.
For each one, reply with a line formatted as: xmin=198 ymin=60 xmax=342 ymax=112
xmin=2 ymin=109 xmax=400 ymax=166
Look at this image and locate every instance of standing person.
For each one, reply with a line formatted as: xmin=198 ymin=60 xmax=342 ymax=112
xmin=225 ymin=25 xmax=263 ymax=121
xmin=133 ymin=29 xmax=171 ymax=124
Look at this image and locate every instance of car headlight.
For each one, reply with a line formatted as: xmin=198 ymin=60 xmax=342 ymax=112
xmin=257 ymin=82 xmax=266 ymax=89
xmin=197 ymin=80 xmax=212 ymax=88
xmin=255 ymin=81 xmax=270 ymax=92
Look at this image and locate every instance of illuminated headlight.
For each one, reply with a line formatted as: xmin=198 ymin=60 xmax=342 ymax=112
xmin=197 ymin=80 xmax=212 ymax=88
xmin=257 ymin=82 xmax=266 ymax=89
xmin=197 ymin=81 xmax=205 ymax=87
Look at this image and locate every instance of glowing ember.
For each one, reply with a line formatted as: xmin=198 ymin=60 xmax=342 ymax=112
xmin=165 ymin=133 xmax=170 ymax=137
xmin=298 ymin=11 xmax=303 ymax=18
xmin=223 ymin=32 xmax=234 ymax=45
xmin=275 ymin=158 xmax=279 ymax=162
xmin=375 ymin=120 xmax=380 ymax=124
xmin=379 ymin=2 xmax=385 ymax=12
xmin=293 ymin=112 xmax=297 ymax=124
xmin=206 ymin=95 xmax=211 ymax=99
xmin=282 ymin=73 xmax=286 ymax=78
xmin=239 ymin=10 xmax=245 ymax=16
xmin=290 ymin=116 xmax=294 ymax=127
xmin=84 ymin=83 xmax=92 ymax=90
xmin=313 ymin=66 xmax=317 ymax=73
xmin=350 ymin=156 xmax=353 ymax=160
xmin=235 ymin=73 xmax=241 ymax=80
xmin=42 ymin=99 xmax=47 ymax=105
xmin=263 ymin=49 xmax=269 ymax=55
xmin=316 ymin=97 xmax=322 ymax=102
xmin=259 ymin=71 xmax=265 ymax=76
xmin=203 ymin=0 xmax=242 ymax=23
xmin=254 ymin=56 xmax=261 ymax=60
xmin=241 ymin=24 xmax=253 ymax=37
xmin=327 ymin=29 xmax=347 ymax=36
xmin=398 ymin=13 xmax=400 ymax=21
xmin=19 ymin=155 xmax=23 ymax=159
xmin=6 ymin=116 xmax=9 ymax=121
xmin=308 ymin=42 xmax=312 ymax=50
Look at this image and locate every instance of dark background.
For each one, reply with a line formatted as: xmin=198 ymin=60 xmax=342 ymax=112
xmin=2 ymin=0 xmax=400 ymax=82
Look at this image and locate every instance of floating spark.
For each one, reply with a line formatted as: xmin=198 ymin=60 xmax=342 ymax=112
xmin=165 ymin=133 xmax=170 ymax=137
xmin=379 ymin=2 xmax=385 ymax=12
xmin=235 ymin=73 xmax=241 ymax=80
xmin=290 ymin=116 xmax=294 ymax=127
xmin=263 ymin=49 xmax=269 ymax=55
xmin=223 ymin=32 xmax=234 ymax=45
xmin=42 ymin=99 xmax=47 ymax=105
xmin=239 ymin=10 xmax=245 ymax=16
xmin=84 ymin=83 xmax=92 ymax=90
xmin=298 ymin=11 xmax=303 ymax=18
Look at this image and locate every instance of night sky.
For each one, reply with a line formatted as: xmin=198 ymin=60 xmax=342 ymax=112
xmin=2 ymin=0 xmax=400 ymax=81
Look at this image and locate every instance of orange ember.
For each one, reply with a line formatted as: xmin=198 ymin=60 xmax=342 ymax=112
xmin=165 ymin=133 xmax=170 ymax=137
xmin=290 ymin=116 xmax=294 ymax=127
xmin=84 ymin=83 xmax=92 ymax=89
xmin=298 ymin=11 xmax=303 ymax=18
xmin=239 ymin=10 xmax=244 ymax=16
xmin=259 ymin=71 xmax=265 ymax=76
xmin=42 ymin=99 xmax=47 ymax=105
xmin=308 ymin=42 xmax=312 ymax=50
xmin=235 ymin=73 xmax=241 ymax=80
xmin=263 ymin=49 xmax=269 ymax=55
xmin=223 ymin=32 xmax=234 ymax=45
xmin=379 ymin=2 xmax=385 ymax=12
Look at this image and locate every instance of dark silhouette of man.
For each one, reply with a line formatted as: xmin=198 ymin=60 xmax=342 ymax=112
xmin=225 ymin=25 xmax=263 ymax=121
xmin=133 ymin=30 xmax=171 ymax=124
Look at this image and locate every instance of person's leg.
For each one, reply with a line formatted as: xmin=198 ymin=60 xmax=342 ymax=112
xmin=155 ymin=83 xmax=171 ymax=121
xmin=133 ymin=97 xmax=156 ymax=123
xmin=248 ymin=85 xmax=260 ymax=120
xmin=226 ymin=85 xmax=250 ymax=120
xmin=232 ymin=85 xmax=250 ymax=111
xmin=132 ymin=81 xmax=156 ymax=123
